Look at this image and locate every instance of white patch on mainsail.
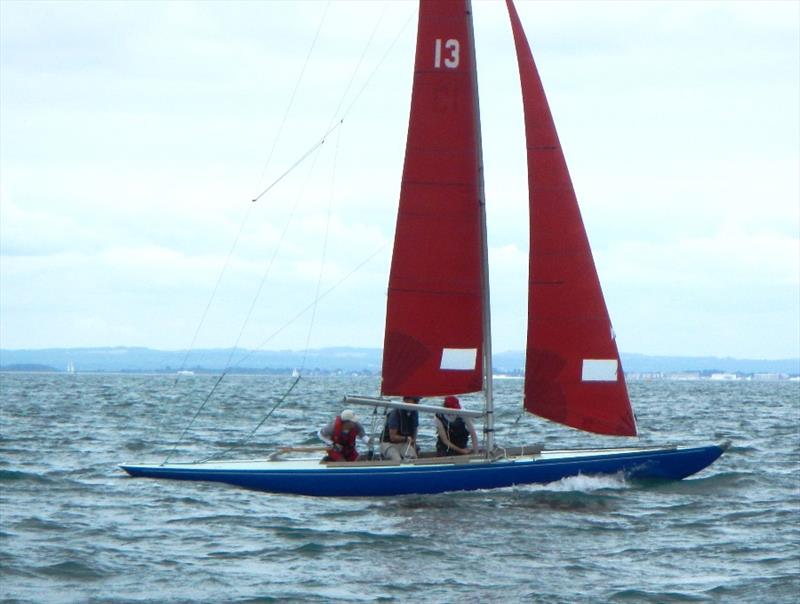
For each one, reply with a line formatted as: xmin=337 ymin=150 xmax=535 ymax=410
xmin=440 ymin=348 xmax=478 ymax=371
xmin=581 ymin=359 xmax=618 ymax=382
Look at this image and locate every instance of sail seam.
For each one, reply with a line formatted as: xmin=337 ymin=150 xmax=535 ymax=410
xmin=389 ymin=287 xmax=479 ymax=296
xmin=402 ymin=180 xmax=477 ymax=188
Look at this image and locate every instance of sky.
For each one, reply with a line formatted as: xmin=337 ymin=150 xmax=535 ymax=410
xmin=1 ymin=0 xmax=798 ymax=360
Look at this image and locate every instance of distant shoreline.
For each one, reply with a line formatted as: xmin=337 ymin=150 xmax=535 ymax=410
xmin=2 ymin=369 xmax=799 ymax=383
xmin=1 ymin=346 xmax=798 ymax=379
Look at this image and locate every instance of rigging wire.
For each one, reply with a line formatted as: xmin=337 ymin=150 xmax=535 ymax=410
xmin=366 ymin=406 xmax=383 ymax=459
xmin=289 ymin=5 xmax=392 ymax=375
xmin=163 ymin=371 xmax=227 ymax=465
xmin=174 ymin=1 xmax=332 ymax=377
xmin=160 ymin=3 xmax=332 ymax=452
xmin=340 ymin=11 xmax=413 ymax=122
xmin=165 ymin=4 xmax=411 ymax=459
xmin=211 ymin=37 xmax=351 ymax=385
xmin=239 ymin=0 xmax=395 ymax=367
xmin=172 ymin=203 xmax=254 ymax=383
xmin=197 ymin=374 xmax=303 ymax=462
xmin=254 ymin=1 xmax=332 ymax=190
xmin=160 ymin=242 xmax=388 ymax=464
xmin=156 ymin=202 xmax=252 ymax=447
xmin=298 ymin=126 xmax=342 ymax=373
xmin=235 ymin=242 xmax=388 ymax=369
xmin=216 ymin=126 xmax=328 ymax=376
xmin=250 ymin=8 xmax=412 ymax=205
xmin=327 ymin=2 xmax=389 ymax=128
xmin=251 ymin=120 xmax=342 ymax=203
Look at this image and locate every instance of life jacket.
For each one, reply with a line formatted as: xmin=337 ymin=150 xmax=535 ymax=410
xmin=436 ymin=413 xmax=470 ymax=455
xmin=327 ymin=416 xmax=358 ymax=461
xmin=381 ymin=409 xmax=418 ymax=442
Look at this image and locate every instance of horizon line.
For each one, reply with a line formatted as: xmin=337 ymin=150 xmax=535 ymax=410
xmin=0 ymin=345 xmax=797 ymax=362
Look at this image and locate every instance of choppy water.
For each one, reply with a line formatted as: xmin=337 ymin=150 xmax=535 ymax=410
xmin=1 ymin=373 xmax=798 ymax=603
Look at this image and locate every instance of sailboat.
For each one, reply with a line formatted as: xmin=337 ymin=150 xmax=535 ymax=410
xmin=121 ymin=0 xmax=727 ymax=497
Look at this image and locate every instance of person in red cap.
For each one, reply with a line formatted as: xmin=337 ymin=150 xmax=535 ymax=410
xmin=435 ymin=396 xmax=479 ymax=456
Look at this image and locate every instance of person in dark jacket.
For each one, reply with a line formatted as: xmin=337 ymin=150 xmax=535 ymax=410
xmin=380 ymin=396 xmax=420 ymax=461
xmin=435 ymin=396 xmax=479 ymax=456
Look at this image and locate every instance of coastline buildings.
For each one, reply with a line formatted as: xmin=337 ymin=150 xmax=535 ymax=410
xmin=625 ymin=371 xmax=797 ymax=382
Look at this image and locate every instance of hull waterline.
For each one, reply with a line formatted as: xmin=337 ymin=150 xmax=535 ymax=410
xmin=121 ymin=442 xmax=728 ymax=497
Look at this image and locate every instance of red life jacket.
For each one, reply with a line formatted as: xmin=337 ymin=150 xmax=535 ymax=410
xmin=328 ymin=416 xmax=358 ymax=461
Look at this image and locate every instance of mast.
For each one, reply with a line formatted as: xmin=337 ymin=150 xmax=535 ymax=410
xmin=465 ymin=0 xmax=494 ymax=454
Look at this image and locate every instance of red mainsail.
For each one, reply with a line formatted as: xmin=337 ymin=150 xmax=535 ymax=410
xmin=506 ymin=0 xmax=637 ymax=436
xmin=381 ymin=0 xmax=484 ymax=397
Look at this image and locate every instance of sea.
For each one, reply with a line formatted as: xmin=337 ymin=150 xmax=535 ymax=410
xmin=1 ymin=373 xmax=798 ymax=603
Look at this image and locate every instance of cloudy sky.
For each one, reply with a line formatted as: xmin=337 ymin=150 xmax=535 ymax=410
xmin=2 ymin=0 xmax=798 ymax=360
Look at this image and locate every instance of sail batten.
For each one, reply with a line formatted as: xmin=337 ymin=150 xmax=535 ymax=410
xmin=505 ymin=0 xmax=637 ymax=437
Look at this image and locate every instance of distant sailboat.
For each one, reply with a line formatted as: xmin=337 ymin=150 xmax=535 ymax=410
xmin=66 ymin=361 xmax=75 ymax=374
xmin=122 ymin=0 xmax=726 ymax=496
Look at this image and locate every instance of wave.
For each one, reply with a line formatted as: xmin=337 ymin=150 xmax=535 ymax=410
xmin=36 ymin=560 xmax=107 ymax=581
xmin=2 ymin=374 xmax=797 ymax=604
xmin=608 ymin=588 xmax=708 ymax=602
xmin=16 ymin=516 xmax=70 ymax=533
xmin=0 ymin=469 xmax=54 ymax=484
xmin=636 ymin=470 xmax=757 ymax=494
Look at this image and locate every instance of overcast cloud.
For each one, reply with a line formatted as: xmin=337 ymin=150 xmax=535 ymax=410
xmin=1 ymin=0 xmax=798 ymax=359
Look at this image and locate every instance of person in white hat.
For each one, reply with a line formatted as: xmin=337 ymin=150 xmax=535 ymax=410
xmin=318 ymin=409 xmax=369 ymax=462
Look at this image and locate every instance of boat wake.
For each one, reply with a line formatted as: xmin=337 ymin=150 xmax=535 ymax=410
xmin=504 ymin=473 xmax=630 ymax=513
xmin=524 ymin=472 xmax=629 ymax=493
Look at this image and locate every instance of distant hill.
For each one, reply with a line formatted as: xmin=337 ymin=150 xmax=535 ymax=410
xmin=0 ymin=346 xmax=382 ymax=374
xmin=1 ymin=346 xmax=798 ymax=376
xmin=621 ymin=353 xmax=799 ymax=375
xmin=0 ymin=363 xmax=58 ymax=373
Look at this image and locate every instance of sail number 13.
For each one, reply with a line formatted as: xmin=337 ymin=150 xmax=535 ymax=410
xmin=434 ymin=38 xmax=460 ymax=69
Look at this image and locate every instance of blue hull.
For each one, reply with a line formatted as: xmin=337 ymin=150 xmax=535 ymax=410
xmin=121 ymin=443 xmax=727 ymax=497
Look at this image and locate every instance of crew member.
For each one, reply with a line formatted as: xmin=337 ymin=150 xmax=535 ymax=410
xmin=435 ymin=396 xmax=479 ymax=456
xmin=319 ymin=409 xmax=368 ymax=462
xmin=380 ymin=396 xmax=420 ymax=461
